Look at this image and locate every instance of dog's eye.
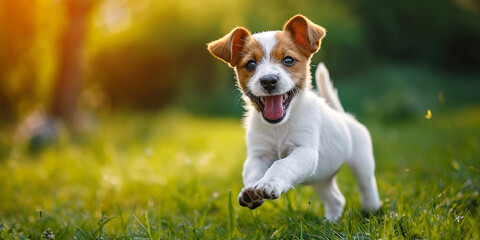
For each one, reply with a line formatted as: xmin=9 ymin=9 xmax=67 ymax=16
xmin=283 ymin=56 xmax=296 ymax=66
xmin=245 ymin=60 xmax=257 ymax=71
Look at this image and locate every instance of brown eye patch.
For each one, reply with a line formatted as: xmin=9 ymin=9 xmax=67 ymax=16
xmin=272 ymin=32 xmax=310 ymax=89
xmin=236 ymin=37 xmax=265 ymax=91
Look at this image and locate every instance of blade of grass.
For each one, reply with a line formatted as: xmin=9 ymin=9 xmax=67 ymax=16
xmin=92 ymin=216 xmax=115 ymax=239
xmin=117 ymin=203 xmax=129 ymax=239
xmin=132 ymin=212 xmax=151 ymax=239
xmin=145 ymin=211 xmax=152 ymax=238
xmin=228 ymin=189 xmax=235 ymax=238
xmin=73 ymin=226 xmax=93 ymax=240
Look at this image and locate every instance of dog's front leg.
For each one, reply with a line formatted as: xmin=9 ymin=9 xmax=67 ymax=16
xmin=253 ymin=146 xmax=317 ymax=200
xmin=238 ymin=156 xmax=271 ymax=209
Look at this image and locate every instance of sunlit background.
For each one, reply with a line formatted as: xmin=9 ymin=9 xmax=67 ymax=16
xmin=0 ymin=0 xmax=479 ymax=238
xmin=1 ymin=0 xmax=479 ymax=123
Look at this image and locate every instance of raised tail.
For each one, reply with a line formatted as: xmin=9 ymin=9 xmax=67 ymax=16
xmin=315 ymin=63 xmax=345 ymax=112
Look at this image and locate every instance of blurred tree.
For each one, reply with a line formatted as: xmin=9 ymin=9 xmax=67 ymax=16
xmin=0 ymin=0 xmax=38 ymax=121
xmin=23 ymin=0 xmax=101 ymax=151
xmin=21 ymin=0 xmax=99 ymax=151
xmin=356 ymin=0 xmax=480 ymax=71
xmin=50 ymin=0 xmax=96 ymax=121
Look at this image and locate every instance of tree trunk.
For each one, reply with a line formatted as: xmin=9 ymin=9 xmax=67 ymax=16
xmin=50 ymin=0 xmax=92 ymax=121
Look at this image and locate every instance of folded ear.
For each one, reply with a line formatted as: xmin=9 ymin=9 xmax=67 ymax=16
xmin=283 ymin=15 xmax=326 ymax=54
xmin=207 ymin=27 xmax=251 ymax=67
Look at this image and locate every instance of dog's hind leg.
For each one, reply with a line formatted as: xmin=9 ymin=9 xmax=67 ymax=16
xmin=314 ymin=175 xmax=346 ymax=222
xmin=346 ymin=124 xmax=381 ymax=214
xmin=348 ymin=157 xmax=381 ymax=214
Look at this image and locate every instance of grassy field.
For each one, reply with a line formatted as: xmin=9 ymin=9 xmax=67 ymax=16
xmin=0 ymin=106 xmax=479 ymax=239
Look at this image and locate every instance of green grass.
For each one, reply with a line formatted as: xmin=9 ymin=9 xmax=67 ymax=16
xmin=0 ymin=106 xmax=479 ymax=239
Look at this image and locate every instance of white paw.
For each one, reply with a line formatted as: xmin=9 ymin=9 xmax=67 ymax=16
xmin=253 ymin=179 xmax=289 ymax=200
xmin=361 ymin=196 xmax=381 ymax=214
xmin=324 ymin=208 xmax=343 ymax=222
xmin=323 ymin=195 xmax=345 ymax=222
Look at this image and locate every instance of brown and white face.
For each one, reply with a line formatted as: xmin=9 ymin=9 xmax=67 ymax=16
xmin=208 ymin=15 xmax=326 ymax=124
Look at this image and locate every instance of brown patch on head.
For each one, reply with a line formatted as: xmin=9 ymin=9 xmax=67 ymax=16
xmin=234 ymin=37 xmax=264 ymax=91
xmin=272 ymin=31 xmax=311 ymax=89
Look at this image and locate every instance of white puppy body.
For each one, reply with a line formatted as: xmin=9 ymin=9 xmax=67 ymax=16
xmin=243 ymin=88 xmax=349 ymax=189
xmin=207 ymin=15 xmax=381 ymax=221
xmin=242 ymin=65 xmax=380 ymax=221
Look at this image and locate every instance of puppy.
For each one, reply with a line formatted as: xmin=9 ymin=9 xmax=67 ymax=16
xmin=207 ymin=15 xmax=381 ymax=221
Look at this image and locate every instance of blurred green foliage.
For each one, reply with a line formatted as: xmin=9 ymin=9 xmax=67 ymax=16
xmin=0 ymin=0 xmax=479 ymax=121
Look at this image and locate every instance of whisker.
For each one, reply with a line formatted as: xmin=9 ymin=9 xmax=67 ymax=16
xmin=234 ymin=92 xmax=244 ymax=106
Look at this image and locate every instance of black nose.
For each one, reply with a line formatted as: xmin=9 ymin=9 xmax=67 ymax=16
xmin=260 ymin=74 xmax=279 ymax=92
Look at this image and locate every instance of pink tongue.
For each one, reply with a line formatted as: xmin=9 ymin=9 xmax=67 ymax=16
xmin=264 ymin=95 xmax=284 ymax=120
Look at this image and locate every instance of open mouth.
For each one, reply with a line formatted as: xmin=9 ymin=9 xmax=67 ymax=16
xmin=246 ymin=88 xmax=297 ymax=124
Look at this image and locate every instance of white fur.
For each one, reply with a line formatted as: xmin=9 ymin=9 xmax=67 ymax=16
xmin=238 ymin=59 xmax=380 ymax=221
xmin=247 ymin=31 xmax=295 ymax=96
